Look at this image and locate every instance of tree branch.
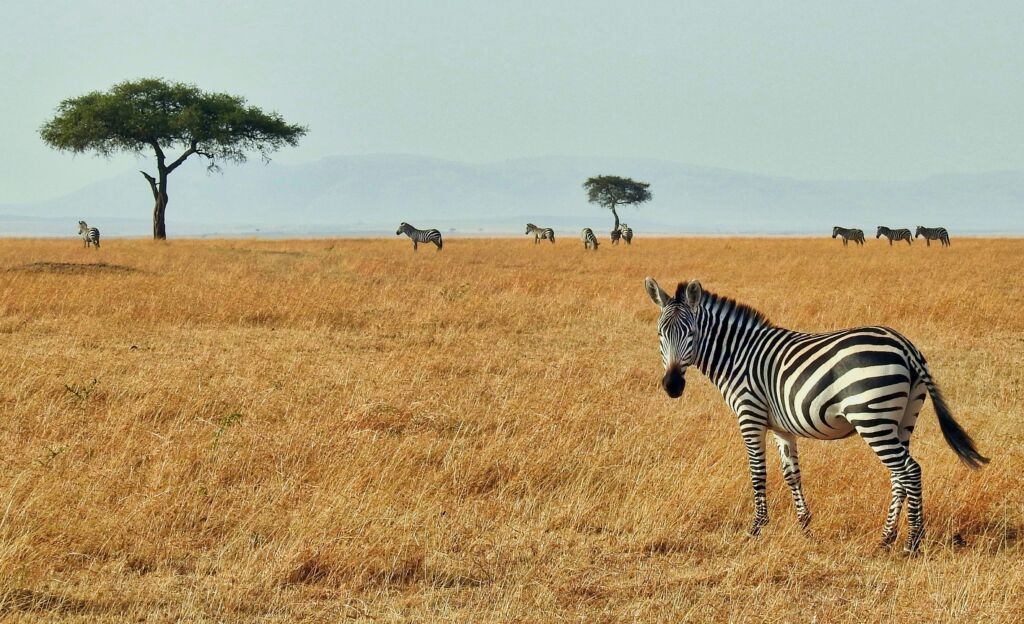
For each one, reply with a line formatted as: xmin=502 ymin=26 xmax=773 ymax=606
xmin=139 ymin=171 xmax=158 ymax=199
xmin=165 ymin=140 xmax=198 ymax=174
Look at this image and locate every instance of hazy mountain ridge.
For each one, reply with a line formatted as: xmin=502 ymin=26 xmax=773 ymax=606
xmin=1 ymin=154 xmax=1021 ymax=236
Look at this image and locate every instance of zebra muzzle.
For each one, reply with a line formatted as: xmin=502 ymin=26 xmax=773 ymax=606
xmin=662 ymin=367 xmax=686 ymax=398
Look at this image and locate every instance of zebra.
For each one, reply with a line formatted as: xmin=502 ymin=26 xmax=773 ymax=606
xmin=644 ymin=277 xmax=988 ymax=553
xmin=610 ymin=228 xmax=622 ymax=244
xmin=832 ymin=226 xmax=864 ymax=247
xmin=581 ymin=228 xmax=599 ymax=250
xmin=877 ymin=226 xmax=913 ymax=246
xmin=915 ymin=226 xmax=950 ymax=247
xmin=395 ymin=222 xmax=443 ymax=251
xmin=525 ymin=223 xmax=555 ymax=244
xmin=620 ymin=223 xmax=634 ymax=245
xmin=78 ymin=221 xmax=100 ymax=249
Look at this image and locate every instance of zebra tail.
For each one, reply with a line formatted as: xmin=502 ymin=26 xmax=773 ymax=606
xmin=924 ymin=375 xmax=989 ymax=469
xmin=437 ymin=237 xmax=443 ymax=250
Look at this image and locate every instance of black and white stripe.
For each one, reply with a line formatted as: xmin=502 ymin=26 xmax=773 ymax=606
xmin=610 ymin=228 xmax=622 ymax=244
xmin=876 ymin=226 xmax=912 ymax=246
xmin=645 ymin=278 xmax=988 ymax=552
xmin=915 ymin=226 xmax=950 ymax=247
xmin=396 ymin=222 xmax=443 ymax=251
xmin=832 ymin=226 xmax=864 ymax=247
xmin=78 ymin=221 xmax=100 ymax=249
xmin=581 ymin=228 xmax=599 ymax=250
xmin=619 ymin=223 xmax=633 ymax=245
xmin=525 ymin=223 xmax=555 ymax=244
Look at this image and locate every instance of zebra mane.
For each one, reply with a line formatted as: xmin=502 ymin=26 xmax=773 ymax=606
xmin=681 ymin=284 xmax=773 ymax=328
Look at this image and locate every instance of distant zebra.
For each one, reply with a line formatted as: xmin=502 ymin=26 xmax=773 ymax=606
xmin=645 ymin=278 xmax=988 ymax=552
xmin=620 ymin=223 xmax=634 ymax=245
xmin=832 ymin=226 xmax=864 ymax=247
xmin=877 ymin=226 xmax=912 ymax=246
xmin=610 ymin=228 xmax=622 ymax=244
xmin=525 ymin=223 xmax=555 ymax=244
xmin=78 ymin=221 xmax=100 ymax=249
xmin=396 ymin=222 xmax=443 ymax=251
xmin=915 ymin=226 xmax=950 ymax=247
xmin=581 ymin=228 xmax=599 ymax=250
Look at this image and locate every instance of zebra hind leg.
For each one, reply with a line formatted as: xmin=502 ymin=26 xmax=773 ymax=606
xmin=772 ymin=431 xmax=812 ymax=529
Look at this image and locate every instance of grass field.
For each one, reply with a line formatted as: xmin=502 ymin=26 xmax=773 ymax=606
xmin=0 ymin=236 xmax=1021 ymax=622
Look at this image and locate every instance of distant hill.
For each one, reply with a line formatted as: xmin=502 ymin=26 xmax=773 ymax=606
xmin=1 ymin=154 xmax=1021 ymax=236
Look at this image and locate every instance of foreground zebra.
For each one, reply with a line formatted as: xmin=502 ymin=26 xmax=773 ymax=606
xmin=395 ymin=222 xmax=443 ymax=251
xmin=581 ymin=228 xmax=599 ymax=250
xmin=644 ymin=278 xmax=988 ymax=552
xmin=78 ymin=221 xmax=100 ymax=248
xmin=915 ymin=226 xmax=950 ymax=247
xmin=832 ymin=226 xmax=864 ymax=246
xmin=877 ymin=226 xmax=912 ymax=246
xmin=620 ymin=223 xmax=634 ymax=245
xmin=525 ymin=223 xmax=555 ymax=244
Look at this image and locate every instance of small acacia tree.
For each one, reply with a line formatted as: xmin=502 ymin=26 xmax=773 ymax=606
xmin=583 ymin=175 xmax=652 ymax=232
xmin=40 ymin=78 xmax=307 ymax=239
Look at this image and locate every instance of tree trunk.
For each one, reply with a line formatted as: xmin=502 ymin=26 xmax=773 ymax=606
xmin=611 ymin=205 xmax=620 ymax=230
xmin=154 ymin=171 xmax=168 ymax=240
xmin=140 ymin=170 xmax=168 ymax=240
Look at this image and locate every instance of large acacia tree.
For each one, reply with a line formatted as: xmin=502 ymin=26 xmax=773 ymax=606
xmin=40 ymin=78 xmax=307 ymax=239
xmin=583 ymin=175 xmax=652 ymax=232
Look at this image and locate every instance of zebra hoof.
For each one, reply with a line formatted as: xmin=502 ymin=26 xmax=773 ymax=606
xmin=877 ymin=532 xmax=898 ymax=549
xmin=748 ymin=518 xmax=768 ymax=537
xmin=798 ymin=512 xmax=813 ymax=530
xmin=903 ymin=531 xmax=924 ymax=554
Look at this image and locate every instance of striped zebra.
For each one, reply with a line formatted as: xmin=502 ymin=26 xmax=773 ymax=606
xmin=396 ymin=222 xmax=443 ymax=251
xmin=644 ymin=278 xmax=988 ymax=552
xmin=78 ymin=221 xmax=100 ymax=248
xmin=610 ymin=228 xmax=622 ymax=244
xmin=525 ymin=223 xmax=555 ymax=244
xmin=581 ymin=228 xmax=599 ymax=250
xmin=915 ymin=226 xmax=950 ymax=247
xmin=620 ymin=223 xmax=634 ymax=245
xmin=877 ymin=226 xmax=912 ymax=246
xmin=832 ymin=226 xmax=864 ymax=247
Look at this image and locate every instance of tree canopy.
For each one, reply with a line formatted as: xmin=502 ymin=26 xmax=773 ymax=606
xmin=583 ymin=175 xmax=652 ymax=229
xmin=40 ymin=78 xmax=307 ymax=239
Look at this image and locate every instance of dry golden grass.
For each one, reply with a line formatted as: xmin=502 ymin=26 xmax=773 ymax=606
xmin=0 ymin=236 xmax=1021 ymax=622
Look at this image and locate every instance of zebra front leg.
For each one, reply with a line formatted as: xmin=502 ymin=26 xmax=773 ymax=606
xmin=771 ymin=431 xmax=812 ymax=529
xmin=742 ymin=429 xmax=770 ymax=536
xmin=413 ymin=240 xmax=418 ymax=251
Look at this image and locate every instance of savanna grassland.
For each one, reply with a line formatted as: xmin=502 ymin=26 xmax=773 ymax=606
xmin=0 ymin=236 xmax=1022 ymax=622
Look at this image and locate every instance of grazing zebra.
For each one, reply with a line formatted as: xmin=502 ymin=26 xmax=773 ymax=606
xmin=620 ymin=223 xmax=634 ymax=245
xmin=395 ymin=222 xmax=443 ymax=251
xmin=877 ymin=226 xmax=913 ymax=246
xmin=78 ymin=221 xmax=100 ymax=249
xmin=581 ymin=228 xmax=599 ymax=250
xmin=644 ymin=278 xmax=988 ymax=553
xmin=832 ymin=226 xmax=864 ymax=247
xmin=915 ymin=226 xmax=950 ymax=247
xmin=525 ymin=223 xmax=555 ymax=244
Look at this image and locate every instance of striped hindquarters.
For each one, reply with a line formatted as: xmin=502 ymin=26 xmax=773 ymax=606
xmin=581 ymin=228 xmax=599 ymax=249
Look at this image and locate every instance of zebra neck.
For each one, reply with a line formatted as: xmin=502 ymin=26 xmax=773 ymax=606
xmin=693 ymin=295 xmax=772 ymax=386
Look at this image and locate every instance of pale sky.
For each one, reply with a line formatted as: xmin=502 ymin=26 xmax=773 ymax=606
xmin=2 ymin=0 xmax=1022 ymax=203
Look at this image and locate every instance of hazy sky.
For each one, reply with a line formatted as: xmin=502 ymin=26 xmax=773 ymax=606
xmin=2 ymin=0 xmax=1022 ymax=203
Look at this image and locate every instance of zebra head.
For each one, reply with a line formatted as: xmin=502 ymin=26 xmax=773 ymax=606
xmin=396 ymin=222 xmax=408 ymax=235
xmin=915 ymin=226 xmax=924 ymax=238
xmin=78 ymin=220 xmax=88 ymax=234
xmin=525 ymin=223 xmax=536 ymax=234
xmin=876 ymin=226 xmax=884 ymax=238
xmin=645 ymin=277 xmax=702 ymax=399
xmin=832 ymin=227 xmax=840 ymax=238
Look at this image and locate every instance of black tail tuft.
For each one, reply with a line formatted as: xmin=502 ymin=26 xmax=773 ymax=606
xmin=928 ymin=380 xmax=990 ymax=469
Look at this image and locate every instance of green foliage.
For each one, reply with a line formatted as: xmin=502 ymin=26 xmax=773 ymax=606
xmin=583 ymin=175 xmax=653 ymax=211
xmin=40 ymin=78 xmax=307 ymax=169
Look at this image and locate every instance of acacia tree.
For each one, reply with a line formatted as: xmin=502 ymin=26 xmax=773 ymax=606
xmin=40 ymin=78 xmax=307 ymax=239
xmin=583 ymin=175 xmax=652 ymax=232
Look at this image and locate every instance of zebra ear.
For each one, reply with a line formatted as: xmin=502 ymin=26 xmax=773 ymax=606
xmin=684 ymin=280 xmax=703 ymax=311
xmin=645 ymin=277 xmax=670 ymax=308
